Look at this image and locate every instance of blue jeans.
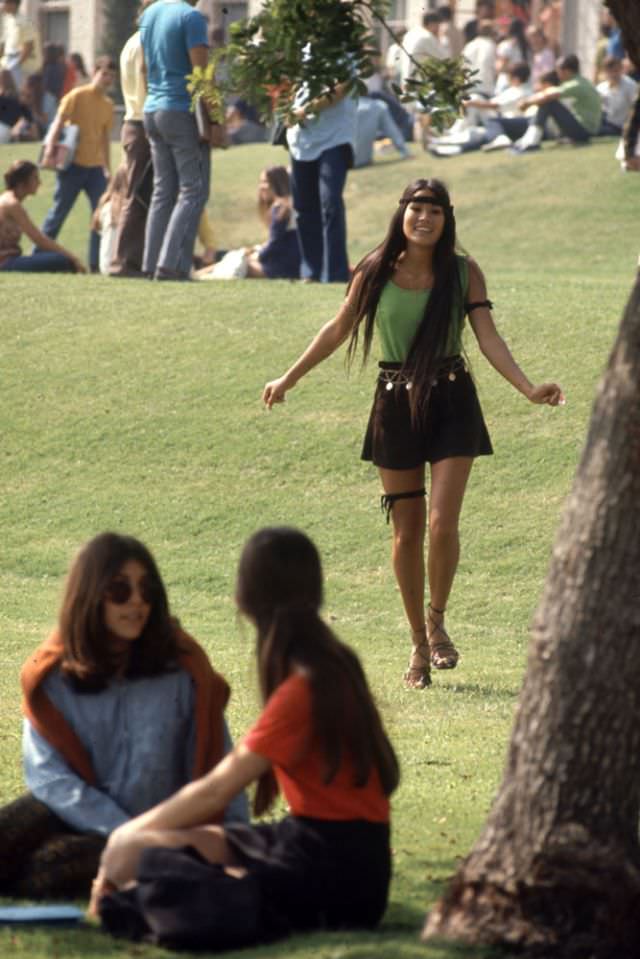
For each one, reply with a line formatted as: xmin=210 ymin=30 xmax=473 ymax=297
xmin=290 ymin=143 xmax=352 ymax=283
xmin=143 ymin=110 xmax=211 ymax=279
xmin=38 ymin=163 xmax=107 ymax=271
xmin=0 ymin=250 xmax=74 ymax=272
xmin=533 ymin=101 xmax=591 ymax=143
xmin=486 ymin=116 xmax=529 ymax=142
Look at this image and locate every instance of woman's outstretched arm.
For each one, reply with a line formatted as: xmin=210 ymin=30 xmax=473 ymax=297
xmin=262 ymin=274 xmax=361 ymax=408
xmin=467 ymin=258 xmax=564 ymax=406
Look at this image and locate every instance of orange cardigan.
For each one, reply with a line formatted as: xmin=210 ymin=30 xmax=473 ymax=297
xmin=21 ymin=628 xmax=230 ymax=789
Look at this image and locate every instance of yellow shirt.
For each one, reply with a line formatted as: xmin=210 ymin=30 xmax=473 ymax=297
xmin=120 ymin=31 xmax=146 ymax=122
xmin=0 ymin=11 xmax=42 ymax=75
xmin=59 ymin=85 xmax=114 ymax=168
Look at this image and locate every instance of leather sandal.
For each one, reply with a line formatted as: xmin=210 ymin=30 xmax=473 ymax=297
xmin=404 ymin=627 xmax=432 ymax=689
xmin=427 ymin=604 xmax=459 ymax=670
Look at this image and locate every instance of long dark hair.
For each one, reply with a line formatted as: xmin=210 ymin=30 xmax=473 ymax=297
xmin=346 ymin=177 xmax=462 ymax=422
xmin=58 ymin=532 xmax=180 ymax=690
xmin=235 ymin=527 xmax=400 ymax=816
xmin=258 ymin=165 xmax=292 ymax=225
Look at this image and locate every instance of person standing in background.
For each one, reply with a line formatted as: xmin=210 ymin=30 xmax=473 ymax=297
xmin=437 ymin=6 xmax=464 ymax=58
xmin=110 ymin=3 xmax=155 ymax=278
xmin=38 ymin=58 xmax=115 ymax=273
xmin=140 ymin=0 xmax=213 ymax=281
xmin=0 ymin=0 xmax=41 ymax=89
xmin=286 ymin=47 xmax=357 ymax=284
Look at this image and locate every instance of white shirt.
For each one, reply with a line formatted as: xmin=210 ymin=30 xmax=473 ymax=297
xmin=597 ymin=74 xmax=638 ymax=129
xmin=120 ymin=31 xmax=146 ymax=122
xmin=494 ymin=81 xmax=533 ymax=117
xmin=0 ymin=11 xmax=41 ymax=75
xmin=401 ymin=26 xmax=446 ymax=82
xmin=463 ymin=35 xmax=497 ymax=97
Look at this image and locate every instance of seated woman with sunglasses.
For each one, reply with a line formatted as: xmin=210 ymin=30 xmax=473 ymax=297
xmin=0 ymin=532 xmax=248 ymax=900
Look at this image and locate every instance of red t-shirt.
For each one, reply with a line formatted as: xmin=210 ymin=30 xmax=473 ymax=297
xmin=243 ymin=673 xmax=390 ymax=823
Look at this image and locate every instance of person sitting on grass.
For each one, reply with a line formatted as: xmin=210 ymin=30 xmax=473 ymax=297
xmin=92 ymin=527 xmax=399 ymax=953
xmin=196 ymin=166 xmax=300 ymax=281
xmin=511 ymin=53 xmax=602 ymax=152
xmin=0 ymin=66 xmax=32 ymax=142
xmin=596 ymin=55 xmax=638 ymax=137
xmin=0 ymin=532 xmax=248 ymax=900
xmin=0 ymin=159 xmax=84 ymax=271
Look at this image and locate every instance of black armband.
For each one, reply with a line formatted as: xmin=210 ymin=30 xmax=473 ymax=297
xmin=465 ymin=299 xmax=493 ymax=314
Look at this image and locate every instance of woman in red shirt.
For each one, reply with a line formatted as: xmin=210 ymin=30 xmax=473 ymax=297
xmin=94 ymin=527 xmax=399 ymax=951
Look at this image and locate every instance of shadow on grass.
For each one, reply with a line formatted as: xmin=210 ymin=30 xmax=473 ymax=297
xmin=443 ymin=681 xmax=520 ymax=701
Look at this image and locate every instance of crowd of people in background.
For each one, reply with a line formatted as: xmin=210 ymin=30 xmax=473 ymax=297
xmin=421 ymin=1 xmax=638 ymax=159
xmin=1 ymin=0 xmax=638 ymax=279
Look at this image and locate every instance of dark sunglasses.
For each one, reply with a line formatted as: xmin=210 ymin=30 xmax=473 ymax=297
xmin=104 ymin=577 xmax=157 ymax=605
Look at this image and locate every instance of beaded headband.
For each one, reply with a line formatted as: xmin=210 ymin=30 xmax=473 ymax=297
xmin=399 ymin=195 xmax=452 ymax=211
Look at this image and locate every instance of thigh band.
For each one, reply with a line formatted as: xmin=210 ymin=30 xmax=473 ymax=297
xmin=380 ymin=488 xmax=426 ymax=523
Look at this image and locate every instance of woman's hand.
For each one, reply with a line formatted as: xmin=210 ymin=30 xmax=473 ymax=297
xmin=527 ymin=383 xmax=565 ymax=406
xmin=87 ymin=867 xmax=117 ymax=918
xmin=263 ymin=376 xmax=291 ymax=408
xmin=71 ymin=255 xmax=86 ymax=274
xmin=97 ymin=823 xmax=146 ymax=891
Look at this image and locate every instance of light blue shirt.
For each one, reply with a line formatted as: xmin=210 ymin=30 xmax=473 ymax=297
xmin=286 ymin=47 xmax=357 ymax=162
xmin=354 ymin=97 xmax=408 ymax=168
xmin=23 ymin=666 xmax=248 ymax=834
xmin=140 ymin=0 xmax=208 ymax=113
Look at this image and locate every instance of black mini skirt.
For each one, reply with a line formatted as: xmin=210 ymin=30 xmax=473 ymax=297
xmin=361 ymin=357 xmax=493 ymax=470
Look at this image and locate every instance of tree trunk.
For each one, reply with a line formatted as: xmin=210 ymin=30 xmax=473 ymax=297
xmin=607 ymin=1 xmax=640 ymax=73
xmin=422 ymin=271 xmax=640 ymax=957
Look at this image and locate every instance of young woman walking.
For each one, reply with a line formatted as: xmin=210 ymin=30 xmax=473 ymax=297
xmin=262 ymin=178 xmax=564 ymax=689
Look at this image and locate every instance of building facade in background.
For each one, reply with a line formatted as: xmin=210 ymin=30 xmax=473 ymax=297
xmin=21 ymin=1 xmax=604 ymax=83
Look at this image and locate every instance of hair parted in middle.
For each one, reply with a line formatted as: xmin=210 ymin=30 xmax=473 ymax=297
xmin=258 ymin=165 xmax=292 ymax=224
xmin=58 ymin=531 xmax=181 ymax=690
xmin=346 ymin=177 xmax=463 ymax=423
xmin=236 ymin=526 xmax=400 ymax=816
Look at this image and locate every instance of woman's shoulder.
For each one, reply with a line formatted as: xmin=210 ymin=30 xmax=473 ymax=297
xmin=270 ymin=199 xmax=291 ymax=223
xmin=0 ymin=192 xmax=22 ymax=215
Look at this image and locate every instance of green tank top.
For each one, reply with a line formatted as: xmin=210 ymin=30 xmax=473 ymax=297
xmin=375 ymin=255 xmax=468 ymax=362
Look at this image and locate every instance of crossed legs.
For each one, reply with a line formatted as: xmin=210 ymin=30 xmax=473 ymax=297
xmin=379 ymin=456 xmax=474 ymax=686
xmin=91 ymin=824 xmax=244 ymax=915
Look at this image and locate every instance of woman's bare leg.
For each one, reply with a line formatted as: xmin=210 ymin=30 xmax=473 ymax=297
xmin=426 ymin=456 xmax=474 ymax=667
xmin=379 ymin=465 xmax=430 ymax=687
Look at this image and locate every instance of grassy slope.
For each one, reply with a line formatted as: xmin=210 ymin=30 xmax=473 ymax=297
xmin=0 ymin=138 xmax=636 ymax=958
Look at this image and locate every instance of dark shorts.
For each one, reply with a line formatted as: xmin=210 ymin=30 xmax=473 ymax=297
xmin=225 ymin=816 xmax=391 ymax=934
xmin=361 ymin=358 xmax=493 ymax=470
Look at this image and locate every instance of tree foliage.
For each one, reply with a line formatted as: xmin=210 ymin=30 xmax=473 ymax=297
xmin=190 ymin=0 xmax=473 ymax=131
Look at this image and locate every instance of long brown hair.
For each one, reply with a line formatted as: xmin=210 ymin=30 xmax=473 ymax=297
xmin=58 ymin=532 xmax=180 ymax=690
xmin=346 ymin=177 xmax=463 ymax=423
xmin=235 ymin=527 xmax=400 ymax=816
xmin=257 ymin=165 xmax=292 ymax=226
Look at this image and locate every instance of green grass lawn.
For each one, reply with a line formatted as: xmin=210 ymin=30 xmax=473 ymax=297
xmin=0 ymin=137 xmax=636 ymax=958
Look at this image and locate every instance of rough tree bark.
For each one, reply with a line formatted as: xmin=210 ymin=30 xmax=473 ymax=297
xmin=422 ymin=7 xmax=640 ymax=952
xmin=421 ymin=276 xmax=640 ymax=957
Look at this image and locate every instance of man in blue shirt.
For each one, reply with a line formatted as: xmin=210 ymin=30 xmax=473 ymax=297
xmin=140 ymin=0 xmax=211 ymax=280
